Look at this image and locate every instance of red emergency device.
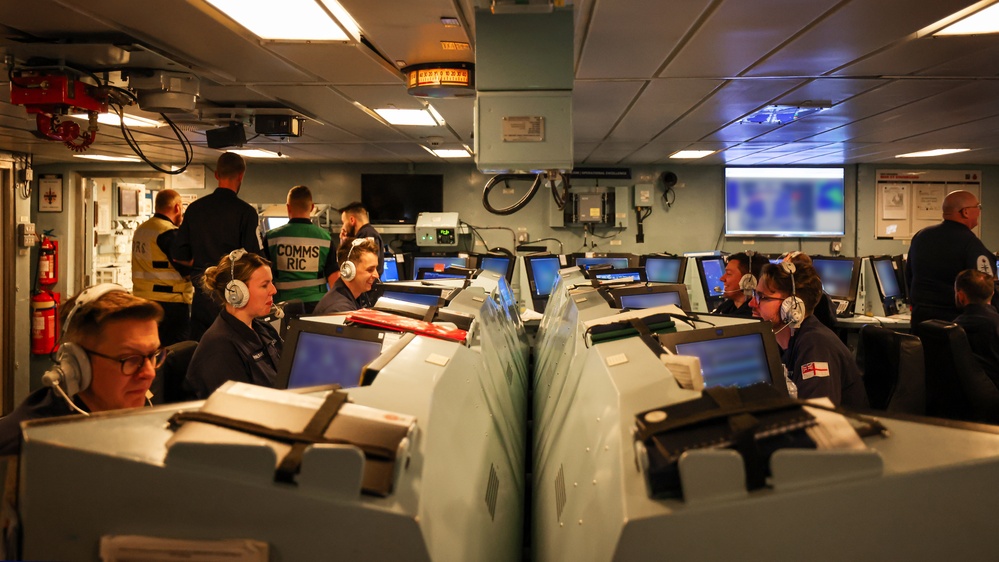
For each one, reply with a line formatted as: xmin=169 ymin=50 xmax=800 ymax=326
xmin=31 ymin=291 xmax=59 ymax=355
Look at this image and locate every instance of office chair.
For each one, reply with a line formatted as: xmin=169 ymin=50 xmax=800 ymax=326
xmin=153 ymin=340 xmax=199 ymax=404
xmin=917 ymin=320 xmax=999 ymax=424
xmin=856 ymin=324 xmax=925 ymax=415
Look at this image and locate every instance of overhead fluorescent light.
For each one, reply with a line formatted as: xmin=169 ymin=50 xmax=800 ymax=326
xmin=432 ymin=149 xmax=471 ymax=158
xmin=205 ymin=0 xmax=355 ymax=41
xmin=228 ymin=148 xmax=287 ymax=159
xmin=71 ymin=113 xmax=161 ymax=128
xmin=934 ymin=4 xmax=999 ymax=35
xmin=896 ymin=148 xmax=970 ymax=158
xmin=670 ymin=150 xmax=714 ymax=159
xmin=73 ymin=154 xmax=142 ymax=162
xmin=375 ymin=108 xmax=439 ymax=126
xmin=740 ymin=104 xmax=829 ymax=125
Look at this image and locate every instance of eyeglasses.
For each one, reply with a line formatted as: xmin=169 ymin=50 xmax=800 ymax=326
xmin=963 ymin=204 xmax=982 ymax=210
xmin=82 ymin=346 xmax=168 ymax=376
xmin=752 ymin=290 xmax=783 ymax=304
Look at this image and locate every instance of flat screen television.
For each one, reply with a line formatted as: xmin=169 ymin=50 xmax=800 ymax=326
xmin=409 ymin=255 xmax=468 ymax=280
xmin=725 ymin=167 xmax=845 ymax=237
xmin=361 ymin=174 xmax=444 ymax=224
xmin=640 ymin=255 xmax=687 ymax=284
xmin=658 ymin=322 xmax=786 ymax=392
xmin=276 ymin=320 xmax=386 ymax=390
xmin=611 ymin=284 xmax=690 ymax=311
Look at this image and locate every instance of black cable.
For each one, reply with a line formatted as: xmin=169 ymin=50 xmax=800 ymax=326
xmin=530 ymin=237 xmax=564 ymax=253
xmin=482 ymin=173 xmax=544 ymax=215
xmin=589 ymin=226 xmax=626 ymax=240
xmin=662 ymin=185 xmax=675 ymax=209
xmin=462 ymin=221 xmax=516 ymax=255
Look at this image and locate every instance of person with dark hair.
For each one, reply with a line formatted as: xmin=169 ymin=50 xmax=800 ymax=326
xmin=266 ymin=185 xmax=337 ymax=313
xmin=132 ymin=189 xmax=193 ymax=346
xmin=184 ymin=251 xmax=282 ymax=399
xmin=171 ymin=152 xmax=265 ymax=340
xmin=340 ymin=201 xmax=384 ymax=275
xmin=750 ymin=252 xmax=868 ymax=408
xmin=314 ymin=237 xmax=380 ymax=314
xmin=0 ymin=286 xmax=164 ymax=455
xmin=953 ymin=269 xmax=999 ymax=385
xmin=906 ymin=190 xmax=993 ymax=327
xmin=713 ymin=251 xmax=768 ymax=317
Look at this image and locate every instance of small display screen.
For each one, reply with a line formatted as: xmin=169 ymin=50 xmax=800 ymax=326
xmin=644 ymin=257 xmax=683 ymax=283
xmin=575 ymin=257 xmax=630 ymax=269
xmin=479 ymin=256 xmax=511 ymax=277
xmin=811 ymin=258 xmax=857 ymax=299
xmin=594 ymin=271 xmax=642 ymax=282
xmin=381 ymin=290 xmax=442 ymax=307
xmin=410 ymin=256 xmax=468 ymax=280
xmin=264 ymin=217 xmax=289 ymax=231
xmin=418 ymin=270 xmax=467 ymax=280
xmin=873 ymin=259 xmax=902 ymax=298
xmin=675 ymin=333 xmax=771 ymax=388
xmin=700 ymin=258 xmax=726 ymax=297
xmin=286 ymin=332 xmax=382 ymax=389
xmin=381 ymin=257 xmax=400 ymax=283
xmin=528 ymin=257 xmax=561 ymax=297
xmin=619 ymin=291 xmax=681 ymax=309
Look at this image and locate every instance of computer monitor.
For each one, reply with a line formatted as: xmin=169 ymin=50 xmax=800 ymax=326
xmin=640 ymin=255 xmax=687 ymax=284
xmin=477 ymin=255 xmax=514 ymax=282
xmin=409 ymin=255 xmax=468 ymax=280
xmin=870 ymin=255 xmax=904 ymax=300
xmin=658 ymin=321 xmax=786 ymax=392
xmin=416 ymin=268 xmax=470 ymax=280
xmin=524 ymin=255 xmax=563 ymax=299
xmin=276 ymin=319 xmax=387 ymax=390
xmin=695 ymin=256 xmax=727 ymax=309
xmin=571 ymin=255 xmax=632 ymax=270
xmin=809 ymin=257 xmax=861 ymax=301
xmin=263 ymin=217 xmax=289 ymax=231
xmin=377 ymin=285 xmax=447 ymax=307
xmin=381 ymin=256 xmax=401 ymax=283
xmin=585 ymin=268 xmax=647 ymax=283
xmin=611 ymin=284 xmax=691 ymax=311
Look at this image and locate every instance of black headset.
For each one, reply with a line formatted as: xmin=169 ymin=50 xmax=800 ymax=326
xmin=225 ymin=249 xmax=249 ymax=308
xmin=339 ymin=238 xmax=367 ymax=282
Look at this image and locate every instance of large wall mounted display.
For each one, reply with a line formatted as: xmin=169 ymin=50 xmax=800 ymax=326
xmin=724 ymin=168 xmax=845 ymax=237
xmin=875 ymin=170 xmax=981 ymax=239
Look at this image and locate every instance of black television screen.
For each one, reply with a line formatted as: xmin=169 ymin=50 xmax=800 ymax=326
xmin=361 ymin=174 xmax=444 ymax=224
xmin=640 ymin=255 xmax=687 ymax=284
xmin=725 ymin=167 xmax=845 ymax=237
xmin=276 ymin=320 xmax=386 ymax=390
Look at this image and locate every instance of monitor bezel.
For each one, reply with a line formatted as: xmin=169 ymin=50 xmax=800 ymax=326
xmin=373 ymin=284 xmax=448 ymax=307
xmin=695 ymin=256 xmax=727 ymax=310
xmin=610 ymin=283 xmax=691 ymax=311
xmin=276 ymin=319 xmax=387 ymax=390
xmin=416 ymin=267 xmax=473 ymax=280
xmin=870 ymin=255 xmax=904 ymax=301
xmin=524 ymin=254 xmax=564 ymax=300
xmin=657 ymin=321 xmax=788 ymax=394
xmin=639 ymin=254 xmax=688 ymax=284
xmin=380 ymin=256 xmax=401 ymax=283
xmin=409 ymin=253 xmax=469 ymax=280
xmin=475 ymin=253 xmax=516 ymax=282
xmin=584 ymin=267 xmax=648 ymax=283
xmin=568 ymin=253 xmax=636 ymax=269
xmin=809 ymin=256 xmax=862 ymax=302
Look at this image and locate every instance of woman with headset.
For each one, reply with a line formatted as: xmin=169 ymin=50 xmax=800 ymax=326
xmin=749 ymin=252 xmax=869 ymax=408
xmin=185 ymin=250 xmax=282 ymax=399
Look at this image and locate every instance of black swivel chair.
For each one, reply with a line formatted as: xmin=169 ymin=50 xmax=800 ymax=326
xmin=153 ymin=340 xmax=199 ymax=404
xmin=856 ymin=324 xmax=926 ymax=415
xmin=917 ymin=320 xmax=999 ymax=424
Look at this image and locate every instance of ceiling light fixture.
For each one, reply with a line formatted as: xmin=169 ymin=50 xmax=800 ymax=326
xmin=896 ymin=148 xmax=970 ymax=158
xmin=375 ymin=108 xmax=441 ymax=126
xmin=403 ymin=62 xmax=475 ymax=98
xmin=228 ymin=148 xmax=287 ymax=159
xmin=934 ymin=3 xmax=999 ymax=35
xmin=205 ymin=0 xmax=358 ymax=42
xmin=740 ymin=102 xmax=830 ymax=125
xmin=432 ymin=149 xmax=471 ymax=158
xmin=73 ymin=154 xmax=142 ymax=162
xmin=71 ymin=113 xmax=162 ymax=128
xmin=670 ymin=150 xmax=714 ymax=159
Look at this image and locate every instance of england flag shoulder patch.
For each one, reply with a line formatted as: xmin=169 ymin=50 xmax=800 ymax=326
xmin=801 ymin=362 xmax=830 ymax=380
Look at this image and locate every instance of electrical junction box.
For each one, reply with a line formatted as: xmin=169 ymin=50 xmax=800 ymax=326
xmin=550 ymin=186 xmax=630 ymax=229
xmin=416 ymin=212 xmax=460 ymax=247
xmin=634 ymin=184 xmax=654 ymax=207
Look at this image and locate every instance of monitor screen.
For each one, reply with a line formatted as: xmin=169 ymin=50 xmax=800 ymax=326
xmin=264 ymin=217 xmax=290 ymax=231
xmin=619 ymin=291 xmax=681 ymax=309
xmin=642 ymin=256 xmax=685 ymax=283
xmin=659 ymin=322 xmax=786 ymax=392
xmin=574 ymin=256 xmax=631 ymax=269
xmin=478 ymin=256 xmax=513 ymax=280
xmin=380 ymin=289 xmax=443 ymax=307
xmin=410 ymin=256 xmax=468 ymax=280
xmin=698 ymin=257 xmax=726 ymax=298
xmin=361 ymin=174 xmax=444 ymax=224
xmin=278 ymin=321 xmax=385 ymax=390
xmin=872 ymin=257 xmax=903 ymax=299
xmin=725 ymin=167 xmax=845 ymax=237
xmin=593 ymin=270 xmax=644 ymax=282
xmin=810 ymin=257 xmax=860 ymax=300
xmin=525 ymin=255 xmax=562 ymax=298
xmin=381 ymin=256 xmax=400 ymax=283
xmin=417 ymin=269 xmax=468 ymax=280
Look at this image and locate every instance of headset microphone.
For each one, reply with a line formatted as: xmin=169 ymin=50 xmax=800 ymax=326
xmin=713 ymin=286 xmax=744 ymax=295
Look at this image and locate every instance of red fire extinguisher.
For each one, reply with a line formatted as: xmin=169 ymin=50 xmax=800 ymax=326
xmin=39 ymin=235 xmax=58 ymax=287
xmin=31 ymin=291 xmax=59 ymax=355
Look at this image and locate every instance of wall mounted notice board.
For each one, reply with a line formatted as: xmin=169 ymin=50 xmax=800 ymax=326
xmin=875 ymin=170 xmax=981 ymax=239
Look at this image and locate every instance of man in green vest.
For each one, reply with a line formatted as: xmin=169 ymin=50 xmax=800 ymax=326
xmin=131 ymin=189 xmax=193 ymax=346
xmin=266 ymin=185 xmax=337 ymax=313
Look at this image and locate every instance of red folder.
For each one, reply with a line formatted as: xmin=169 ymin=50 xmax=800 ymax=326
xmin=347 ymin=308 xmax=467 ymax=343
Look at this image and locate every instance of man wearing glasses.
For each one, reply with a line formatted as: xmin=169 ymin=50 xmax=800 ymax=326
xmin=0 ymin=286 xmax=164 ymax=455
xmin=906 ymin=190 xmax=994 ymax=328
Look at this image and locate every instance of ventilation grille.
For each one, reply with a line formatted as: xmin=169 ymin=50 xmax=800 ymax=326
xmin=485 ymin=463 xmax=499 ymax=521
xmin=505 ymin=365 xmax=513 ymax=386
xmin=555 ymin=464 xmax=566 ymax=521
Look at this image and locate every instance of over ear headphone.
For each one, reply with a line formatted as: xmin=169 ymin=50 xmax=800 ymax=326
xmin=225 ymin=249 xmax=250 ymax=308
xmin=43 ymin=283 xmax=126 ymax=398
xmin=339 ymin=238 xmax=366 ymax=282
xmin=738 ymin=250 xmax=759 ymax=298
xmin=778 ymin=256 xmax=805 ymax=328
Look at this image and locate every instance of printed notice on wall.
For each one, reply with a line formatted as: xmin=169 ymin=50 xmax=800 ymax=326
xmin=875 ymin=170 xmax=981 ymax=239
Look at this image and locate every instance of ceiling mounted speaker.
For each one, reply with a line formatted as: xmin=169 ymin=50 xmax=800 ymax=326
xmin=661 ymin=172 xmax=678 ymax=188
xmin=205 ymin=123 xmax=246 ymax=149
